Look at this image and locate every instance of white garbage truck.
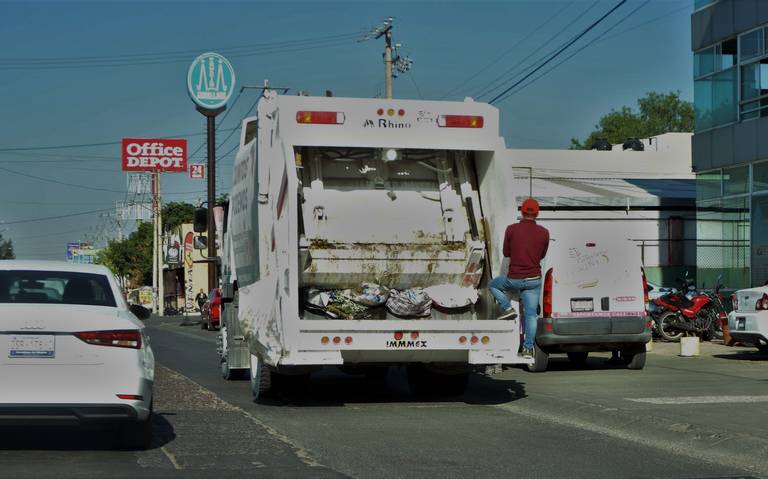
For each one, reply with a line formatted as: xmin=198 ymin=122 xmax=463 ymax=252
xmin=216 ymin=90 xmax=533 ymax=397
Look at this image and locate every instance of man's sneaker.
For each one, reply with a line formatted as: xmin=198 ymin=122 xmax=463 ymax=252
xmin=498 ymin=308 xmax=518 ymax=320
xmin=520 ymin=347 xmax=534 ymax=359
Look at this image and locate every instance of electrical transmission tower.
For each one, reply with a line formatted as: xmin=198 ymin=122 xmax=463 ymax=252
xmin=360 ymin=17 xmax=413 ymax=99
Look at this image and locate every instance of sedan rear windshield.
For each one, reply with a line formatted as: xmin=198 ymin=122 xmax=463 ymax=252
xmin=0 ymin=270 xmax=116 ymax=307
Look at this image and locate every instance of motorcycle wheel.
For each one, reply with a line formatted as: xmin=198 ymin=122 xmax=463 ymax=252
xmin=657 ymin=311 xmax=684 ymax=342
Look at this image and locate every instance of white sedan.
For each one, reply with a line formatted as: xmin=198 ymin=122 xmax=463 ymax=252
xmin=0 ymin=261 xmax=154 ymax=449
xmin=728 ymin=285 xmax=768 ymax=354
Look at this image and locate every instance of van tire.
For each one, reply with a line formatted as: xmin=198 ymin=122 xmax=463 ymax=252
xmin=624 ymin=346 xmax=646 ymax=370
xmin=567 ymin=352 xmax=588 ymax=366
xmin=525 ymin=344 xmax=549 ymax=373
xmin=249 ymin=353 xmax=272 ymax=399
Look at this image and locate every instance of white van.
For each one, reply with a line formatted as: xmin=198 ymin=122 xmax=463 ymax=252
xmin=529 ymin=226 xmax=651 ymax=372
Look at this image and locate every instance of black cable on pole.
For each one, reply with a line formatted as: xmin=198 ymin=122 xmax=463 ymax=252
xmin=0 ymin=165 xmax=125 ymax=193
xmin=1 ymin=207 xmax=117 ymax=225
xmin=489 ymin=0 xmax=628 ymax=105
xmin=497 ymin=0 xmax=649 ymax=102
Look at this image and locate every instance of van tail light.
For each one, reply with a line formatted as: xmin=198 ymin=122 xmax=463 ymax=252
xmin=437 ymin=115 xmax=484 ymax=128
xmin=543 ymin=268 xmax=553 ymax=319
xmin=75 ymin=330 xmax=142 ymax=349
xmin=296 ymin=111 xmax=345 ymax=125
xmin=116 ymin=394 xmax=144 ymax=400
xmin=756 ymin=293 xmax=768 ymax=311
xmin=731 ymin=293 xmax=738 ymax=311
xmin=462 ymin=249 xmax=484 ymax=287
xmin=641 ymin=267 xmax=649 ymax=309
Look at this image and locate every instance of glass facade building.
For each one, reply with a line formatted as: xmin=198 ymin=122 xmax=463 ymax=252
xmin=692 ymin=0 xmax=768 ymax=288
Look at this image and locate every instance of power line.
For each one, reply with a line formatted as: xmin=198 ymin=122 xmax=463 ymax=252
xmin=0 ymin=37 xmax=360 ymax=70
xmin=473 ymin=1 xmax=600 ymax=100
xmin=0 ymin=165 xmax=125 ymax=193
xmin=1 ymin=207 xmax=116 ymax=225
xmin=0 ymin=31 xmax=364 ymax=64
xmin=439 ymin=2 xmax=574 ymax=100
xmin=496 ymin=0 xmax=650 ymax=102
xmin=0 ymin=128 xmax=235 ymax=152
xmin=489 ymin=0 xmax=629 ymax=105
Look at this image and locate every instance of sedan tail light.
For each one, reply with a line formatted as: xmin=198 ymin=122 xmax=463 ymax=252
xmin=75 ymin=330 xmax=142 ymax=349
xmin=756 ymin=293 xmax=768 ymax=311
xmin=731 ymin=293 xmax=738 ymax=311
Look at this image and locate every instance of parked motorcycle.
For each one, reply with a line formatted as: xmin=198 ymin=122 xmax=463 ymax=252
xmin=651 ymin=274 xmax=726 ymax=342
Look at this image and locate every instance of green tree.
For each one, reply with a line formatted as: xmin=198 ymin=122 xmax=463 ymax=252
xmin=96 ymin=222 xmax=154 ymax=287
xmin=162 ymin=202 xmax=195 ymax=232
xmin=571 ymin=91 xmax=694 ymax=150
xmin=0 ymin=235 xmax=15 ymax=259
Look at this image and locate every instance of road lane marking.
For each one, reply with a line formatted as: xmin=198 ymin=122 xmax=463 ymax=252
xmin=626 ymin=395 xmax=768 ymax=405
xmin=161 ymin=446 xmax=182 ymax=470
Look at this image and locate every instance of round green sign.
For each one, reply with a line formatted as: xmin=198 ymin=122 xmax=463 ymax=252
xmin=187 ymin=52 xmax=236 ymax=110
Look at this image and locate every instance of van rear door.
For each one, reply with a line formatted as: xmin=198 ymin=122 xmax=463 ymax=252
xmin=548 ymin=235 xmax=645 ymax=322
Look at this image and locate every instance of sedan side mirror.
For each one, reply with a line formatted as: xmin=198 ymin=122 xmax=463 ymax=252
xmin=129 ymin=304 xmax=151 ymax=320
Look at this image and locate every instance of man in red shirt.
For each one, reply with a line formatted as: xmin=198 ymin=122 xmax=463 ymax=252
xmin=489 ymin=198 xmax=550 ymax=358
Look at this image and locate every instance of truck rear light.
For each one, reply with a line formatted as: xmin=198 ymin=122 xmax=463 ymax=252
xmin=543 ymin=268 xmax=554 ymax=318
xmin=116 ymin=394 xmax=143 ymax=400
xmin=394 ymin=331 xmax=404 ymax=340
xmin=410 ymin=332 xmax=419 ymax=340
xmin=645 ymin=320 xmax=653 ymax=330
xmin=344 ymin=336 xmax=353 ymax=345
xmin=470 ymin=335 xmax=479 ymax=345
xmin=75 ymin=330 xmax=141 ymax=349
xmin=481 ymin=336 xmax=490 ymax=344
xmin=756 ymin=293 xmax=768 ymax=310
xmin=641 ymin=267 xmax=649 ymax=307
xmin=295 ymin=111 xmax=345 ymax=125
xmin=458 ymin=336 xmax=467 ymax=344
xmin=731 ymin=293 xmax=738 ymax=311
xmin=437 ymin=115 xmax=484 ymax=128
xmin=333 ymin=336 xmax=341 ymax=344
xmin=321 ymin=336 xmax=330 ymax=345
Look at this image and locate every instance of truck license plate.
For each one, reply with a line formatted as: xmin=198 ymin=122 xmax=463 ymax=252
xmin=571 ymin=298 xmax=594 ymax=312
xmin=736 ymin=318 xmax=746 ymax=331
xmin=8 ymin=335 xmax=55 ymax=358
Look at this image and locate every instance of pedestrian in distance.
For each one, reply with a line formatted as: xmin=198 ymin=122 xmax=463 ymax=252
xmin=195 ymin=288 xmax=208 ymax=312
xmin=488 ymin=198 xmax=550 ymax=359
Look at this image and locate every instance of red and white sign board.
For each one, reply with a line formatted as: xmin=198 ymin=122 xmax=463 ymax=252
xmin=122 ymin=138 xmax=188 ymax=172
xmin=189 ymin=163 xmax=205 ymax=179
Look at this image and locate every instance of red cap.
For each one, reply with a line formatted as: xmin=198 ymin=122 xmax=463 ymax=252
xmin=521 ymin=198 xmax=540 ymax=216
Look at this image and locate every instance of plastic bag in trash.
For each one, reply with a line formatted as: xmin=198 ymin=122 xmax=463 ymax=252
xmin=386 ymin=288 xmax=432 ymax=318
xmin=423 ymin=284 xmax=478 ymax=308
xmin=351 ymin=282 xmax=390 ymax=307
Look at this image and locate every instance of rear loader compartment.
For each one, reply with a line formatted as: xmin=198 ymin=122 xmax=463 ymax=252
xmin=296 ymin=146 xmax=496 ymax=321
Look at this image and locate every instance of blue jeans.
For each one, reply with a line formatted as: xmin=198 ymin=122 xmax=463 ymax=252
xmin=489 ymin=276 xmax=542 ymax=350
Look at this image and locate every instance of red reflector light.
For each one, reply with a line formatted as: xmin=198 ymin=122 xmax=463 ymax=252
xmin=296 ymin=111 xmax=345 ymax=125
xmin=544 ymin=323 xmax=554 ymax=332
xmin=377 ymin=108 xmax=384 ymax=116
xmin=410 ymin=332 xmax=419 ymax=340
xmin=437 ymin=115 xmax=484 ymax=128
xmin=116 ymin=394 xmax=143 ymax=400
xmin=646 ymin=320 xmax=653 ymax=330
xmin=394 ymin=331 xmax=404 ymax=340
xmin=75 ymin=330 xmax=141 ymax=349
xmin=470 ymin=335 xmax=479 ymax=344
xmin=333 ymin=336 xmax=341 ymax=344
xmin=458 ymin=336 xmax=467 ymax=344
xmin=344 ymin=336 xmax=353 ymax=345
xmin=586 ymin=242 xmax=596 ymax=247
xmin=398 ymin=109 xmax=405 ymax=116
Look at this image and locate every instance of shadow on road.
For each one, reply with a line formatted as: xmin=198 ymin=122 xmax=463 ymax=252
xmin=713 ymin=351 xmax=768 ymax=361
xmin=0 ymin=414 xmax=175 ymax=451
xmin=255 ymin=368 xmax=527 ymax=408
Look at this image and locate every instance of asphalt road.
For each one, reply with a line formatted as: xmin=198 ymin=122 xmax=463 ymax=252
xmin=2 ymin=315 xmax=767 ymax=479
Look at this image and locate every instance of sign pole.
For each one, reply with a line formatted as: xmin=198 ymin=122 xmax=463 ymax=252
xmin=157 ymin=172 xmax=164 ymax=316
xmin=151 ymin=172 xmax=158 ymax=315
xmin=197 ymin=105 xmax=225 ymax=292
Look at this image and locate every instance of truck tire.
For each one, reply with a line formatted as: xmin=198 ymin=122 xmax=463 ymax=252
xmin=249 ymin=353 xmax=272 ymax=399
xmin=757 ymin=343 xmax=768 ymax=354
xmin=567 ymin=352 xmax=588 ymax=366
xmin=623 ymin=345 xmax=646 ymax=370
xmin=525 ymin=344 xmax=549 ymax=373
xmin=657 ymin=312 xmax=683 ymax=342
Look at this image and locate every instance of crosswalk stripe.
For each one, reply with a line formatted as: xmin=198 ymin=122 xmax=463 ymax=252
xmin=626 ymin=395 xmax=768 ymax=405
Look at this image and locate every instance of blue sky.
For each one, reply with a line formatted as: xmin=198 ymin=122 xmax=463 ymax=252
xmin=0 ymin=0 xmax=693 ymax=259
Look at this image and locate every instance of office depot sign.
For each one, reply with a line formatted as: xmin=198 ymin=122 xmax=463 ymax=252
xmin=122 ymin=138 xmax=188 ymax=172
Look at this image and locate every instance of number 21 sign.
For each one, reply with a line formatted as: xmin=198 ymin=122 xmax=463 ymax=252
xmin=189 ymin=163 xmax=205 ymax=180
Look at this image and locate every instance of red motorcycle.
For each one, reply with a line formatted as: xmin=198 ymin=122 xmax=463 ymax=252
xmin=652 ymin=277 xmax=726 ymax=342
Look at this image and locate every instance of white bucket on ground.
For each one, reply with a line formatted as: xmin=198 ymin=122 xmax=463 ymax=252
xmin=679 ymin=337 xmax=700 ymax=357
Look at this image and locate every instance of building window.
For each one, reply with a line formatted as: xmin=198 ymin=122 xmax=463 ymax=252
xmin=739 ymin=26 xmax=768 ymax=120
xmin=694 ymin=38 xmax=738 ymax=131
xmin=696 ymin=169 xmax=723 ymax=201
xmin=723 ymin=165 xmax=749 ymax=196
xmin=753 ymin=161 xmax=768 ymax=192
